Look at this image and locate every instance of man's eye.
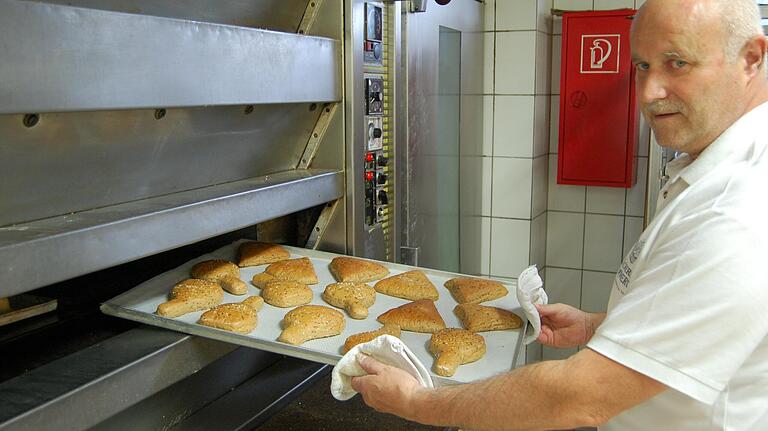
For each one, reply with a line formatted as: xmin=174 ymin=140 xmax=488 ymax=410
xmin=635 ymin=62 xmax=650 ymax=71
xmin=672 ymin=60 xmax=688 ymax=68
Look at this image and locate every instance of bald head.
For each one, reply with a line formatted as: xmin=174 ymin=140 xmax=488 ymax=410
xmin=636 ymin=0 xmax=763 ymax=60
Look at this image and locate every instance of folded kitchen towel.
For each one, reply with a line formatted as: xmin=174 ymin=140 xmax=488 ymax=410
xmin=330 ymin=334 xmax=433 ymax=401
xmin=515 ymin=265 xmax=547 ymax=345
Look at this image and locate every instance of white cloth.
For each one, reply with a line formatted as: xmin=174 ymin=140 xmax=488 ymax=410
xmin=589 ymin=102 xmax=768 ymax=430
xmin=515 ymin=265 xmax=547 ymax=345
xmin=330 ymin=334 xmax=433 ymax=401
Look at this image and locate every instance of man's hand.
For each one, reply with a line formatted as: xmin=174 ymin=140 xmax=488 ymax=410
xmin=350 ymin=353 xmax=427 ymax=422
xmin=536 ymin=303 xmax=605 ymax=348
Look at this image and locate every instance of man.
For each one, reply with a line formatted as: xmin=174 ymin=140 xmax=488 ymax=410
xmin=351 ymin=0 xmax=768 ymax=429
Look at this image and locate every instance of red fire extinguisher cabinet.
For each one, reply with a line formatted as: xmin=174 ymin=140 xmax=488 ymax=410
xmin=558 ymin=9 xmax=638 ymax=188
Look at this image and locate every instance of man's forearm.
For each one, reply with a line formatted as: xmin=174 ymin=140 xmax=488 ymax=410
xmin=411 ymin=360 xmax=600 ymax=431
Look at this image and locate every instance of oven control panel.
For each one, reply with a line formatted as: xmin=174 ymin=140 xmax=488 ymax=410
xmin=364 ymin=73 xmax=387 ymax=226
xmin=364 ymin=3 xmax=383 ymax=66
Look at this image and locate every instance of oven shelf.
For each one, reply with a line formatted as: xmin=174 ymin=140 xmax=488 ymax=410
xmin=0 ymin=169 xmax=344 ymax=297
xmin=0 ymin=0 xmax=341 ymax=114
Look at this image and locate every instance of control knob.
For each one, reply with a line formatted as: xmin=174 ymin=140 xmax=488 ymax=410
xmin=376 ymin=173 xmax=388 ymax=185
xmin=377 ymin=155 xmax=388 ymax=167
xmin=378 ymin=190 xmax=389 ymax=205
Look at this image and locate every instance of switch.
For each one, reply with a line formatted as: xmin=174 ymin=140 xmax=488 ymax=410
xmin=376 ymin=173 xmax=388 ymax=185
xmin=365 ymin=171 xmax=375 ymax=182
xmin=365 ymin=153 xmax=375 ymax=163
xmin=377 ymin=190 xmax=389 ymax=205
xmin=373 ymin=128 xmax=382 ymax=138
xmin=377 ymin=155 xmax=388 ymax=167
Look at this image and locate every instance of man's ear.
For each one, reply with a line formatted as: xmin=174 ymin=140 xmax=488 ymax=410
xmin=742 ymin=35 xmax=768 ymax=79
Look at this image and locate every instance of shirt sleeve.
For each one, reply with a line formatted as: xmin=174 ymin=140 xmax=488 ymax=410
xmin=587 ymin=213 xmax=768 ymax=405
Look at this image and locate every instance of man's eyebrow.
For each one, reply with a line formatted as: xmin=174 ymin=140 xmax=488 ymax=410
xmin=663 ymin=51 xmax=685 ymax=59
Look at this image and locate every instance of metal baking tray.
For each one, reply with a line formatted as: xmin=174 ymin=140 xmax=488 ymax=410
xmin=101 ymin=240 xmax=527 ymax=385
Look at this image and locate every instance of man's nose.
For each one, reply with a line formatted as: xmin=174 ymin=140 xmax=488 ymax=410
xmin=637 ymin=72 xmax=668 ymax=104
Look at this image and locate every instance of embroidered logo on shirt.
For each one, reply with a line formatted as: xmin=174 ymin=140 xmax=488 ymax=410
xmin=614 ymin=240 xmax=644 ymax=295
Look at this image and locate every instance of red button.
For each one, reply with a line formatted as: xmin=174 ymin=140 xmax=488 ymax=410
xmin=365 ymin=153 xmax=375 ymax=162
xmin=365 ymin=171 xmax=374 ymax=181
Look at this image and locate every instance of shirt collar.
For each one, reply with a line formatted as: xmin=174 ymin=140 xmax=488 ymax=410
xmin=676 ymin=101 xmax=768 ymax=186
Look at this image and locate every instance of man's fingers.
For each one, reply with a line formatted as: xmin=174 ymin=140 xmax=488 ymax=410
xmin=350 ymin=374 xmax=368 ymax=393
xmin=356 ymin=352 xmax=386 ymax=374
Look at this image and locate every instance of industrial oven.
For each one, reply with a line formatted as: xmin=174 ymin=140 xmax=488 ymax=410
xmin=0 ymin=1 xmax=496 ymax=429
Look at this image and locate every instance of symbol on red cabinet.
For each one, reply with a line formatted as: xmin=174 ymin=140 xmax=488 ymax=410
xmin=569 ymin=91 xmax=588 ymax=109
xmin=580 ymin=34 xmax=620 ymax=74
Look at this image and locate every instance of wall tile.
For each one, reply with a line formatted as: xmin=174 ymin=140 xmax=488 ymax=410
xmin=460 ymin=95 xmax=490 ymax=157
xmin=530 ymin=212 xmax=548 ymax=269
xmin=484 ymin=0 xmax=495 ymax=32
xmin=533 ymin=95 xmax=550 ymax=157
xmin=532 ymin=155 xmax=549 ymax=217
xmin=583 ymin=214 xmax=624 ymax=272
xmin=460 ymin=215 xmax=491 ymax=275
xmin=549 ymin=95 xmax=560 ymax=153
xmin=553 ymin=15 xmax=562 ymax=35
xmin=497 ymin=0 xmax=537 ymax=31
xmin=536 ymin=0 xmax=553 ymax=34
xmin=460 ymin=155 xmax=493 ymax=217
xmin=594 ymin=0 xmax=634 ymax=10
xmin=492 ymin=158 xmax=533 ymax=219
xmin=625 ymin=157 xmax=648 ymax=217
xmin=551 ymin=35 xmax=562 ymax=94
xmin=548 ymin=155 xmax=586 ymax=212
xmin=623 ymin=216 xmax=644 ymax=257
xmin=553 ymin=0 xmax=593 ymax=11
xmin=535 ymin=31 xmax=552 ymax=95
xmin=546 ymin=211 xmax=585 ymax=268
xmin=581 ymin=271 xmax=616 ymax=312
xmin=544 ymin=267 xmax=582 ymax=307
xmin=494 ymin=96 xmax=534 ymax=157
xmin=495 ymin=31 xmax=537 ymax=95
xmin=484 ymin=32 xmax=495 ymax=94
xmin=585 ymin=186 xmax=626 ymax=215
xmin=490 ymin=218 xmax=531 ymax=278
xmin=462 ymin=31 xmax=485 ymax=95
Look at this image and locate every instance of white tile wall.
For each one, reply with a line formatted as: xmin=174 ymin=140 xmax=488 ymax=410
xmin=535 ymin=31 xmax=552 ymax=95
xmin=625 ymin=157 xmax=648 ymax=217
xmin=545 ymin=266 xmax=582 ymax=306
xmin=583 ymin=214 xmax=624 ymax=272
xmin=581 ymin=271 xmax=615 ymax=312
xmin=531 ymin=155 xmax=549 ymax=217
xmin=460 ymin=215 xmax=492 ymax=275
xmin=495 ymin=31 xmax=537 ymax=94
xmin=531 ymin=212 xmax=548 ymax=269
xmin=460 ymin=155 xmax=493 ymax=217
xmin=494 ymin=96 xmax=535 ymax=157
xmin=497 ymin=0 xmax=537 ymax=31
xmin=460 ymin=95 xmax=492 ymax=157
xmin=536 ymin=0 xmax=553 ymax=34
xmin=484 ymin=32 xmax=495 ymax=94
xmin=585 ymin=186 xmax=626 ymax=215
xmin=594 ymin=0 xmax=634 ymax=9
xmin=623 ymin=216 xmax=644 ymax=257
xmin=548 ymin=155 xmax=585 ymax=212
xmin=546 ymin=211 xmax=585 ymax=268
xmin=533 ymin=95 xmax=550 ymax=157
xmin=484 ymin=0 xmax=495 ymax=32
xmin=492 ymin=158 xmax=533 ymax=219
xmin=549 ymin=95 xmax=560 ymax=153
xmin=553 ymin=0 xmax=593 ymax=11
xmin=490 ymin=218 xmax=532 ymax=278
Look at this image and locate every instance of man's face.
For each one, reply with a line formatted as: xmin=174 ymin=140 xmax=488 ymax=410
xmin=631 ymin=1 xmax=746 ymax=156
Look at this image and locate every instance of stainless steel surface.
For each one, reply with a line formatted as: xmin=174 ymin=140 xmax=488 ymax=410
xmin=0 ymin=169 xmax=344 ymax=297
xmin=306 ymin=200 xmax=342 ymax=250
xmin=0 ymin=0 xmax=341 ymax=114
xmin=345 ymin=0 xmax=402 ymax=261
xmin=171 ymin=360 xmax=328 ymax=431
xmin=0 ymin=327 xmax=260 ymax=431
xmin=298 ymin=103 xmax=341 ymax=169
xmin=103 ymin=242 xmax=526 ymax=386
xmin=401 ymin=0 xmax=485 ymax=272
xmin=0 ymin=105 xmax=325 ymax=227
xmin=25 ymin=0 xmax=310 ymax=30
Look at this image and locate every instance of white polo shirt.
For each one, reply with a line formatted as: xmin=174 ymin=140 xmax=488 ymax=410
xmin=588 ymin=101 xmax=768 ymax=430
